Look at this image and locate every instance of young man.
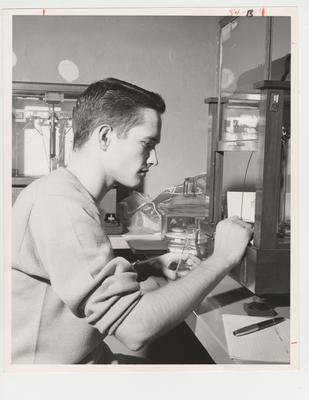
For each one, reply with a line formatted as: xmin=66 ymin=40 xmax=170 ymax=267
xmin=12 ymin=78 xmax=253 ymax=364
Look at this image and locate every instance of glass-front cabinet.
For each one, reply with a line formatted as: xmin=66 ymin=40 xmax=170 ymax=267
xmin=12 ymin=82 xmax=87 ymax=184
xmin=206 ymin=16 xmax=291 ymax=294
xmin=218 ymin=94 xmax=260 ymax=151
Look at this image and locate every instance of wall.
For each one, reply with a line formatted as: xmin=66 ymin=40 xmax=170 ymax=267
xmin=13 ymin=15 xmax=219 ymax=199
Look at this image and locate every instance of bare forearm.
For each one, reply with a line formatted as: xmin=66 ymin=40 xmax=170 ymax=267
xmin=114 ymin=255 xmax=230 ymax=350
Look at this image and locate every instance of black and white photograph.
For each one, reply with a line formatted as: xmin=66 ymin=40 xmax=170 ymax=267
xmin=5 ymin=9 xmax=296 ymax=368
xmin=3 ymin=6 xmax=308 ymax=398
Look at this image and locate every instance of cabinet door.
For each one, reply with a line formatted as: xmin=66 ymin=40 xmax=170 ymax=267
xmin=12 ymin=82 xmax=87 ymax=179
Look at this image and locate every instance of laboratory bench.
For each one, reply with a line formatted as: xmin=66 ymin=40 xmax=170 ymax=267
xmin=109 ymin=234 xmax=290 ymax=364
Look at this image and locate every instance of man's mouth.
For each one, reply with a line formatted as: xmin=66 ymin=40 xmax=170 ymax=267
xmin=138 ymin=168 xmax=149 ymax=175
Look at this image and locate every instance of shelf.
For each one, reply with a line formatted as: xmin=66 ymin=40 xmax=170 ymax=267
xmin=217 ymin=140 xmax=258 ymax=152
xmin=12 ymin=176 xmax=37 ymax=187
xmin=254 ymin=80 xmax=290 ymax=90
xmin=13 ymin=81 xmax=89 ymax=99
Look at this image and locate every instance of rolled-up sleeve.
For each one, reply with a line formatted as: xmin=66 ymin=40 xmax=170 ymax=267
xmin=29 ymin=193 xmax=142 ymax=336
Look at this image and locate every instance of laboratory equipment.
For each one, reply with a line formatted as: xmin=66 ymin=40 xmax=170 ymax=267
xmin=12 ymin=81 xmax=88 ymax=181
xmin=159 ymin=177 xmax=212 ymax=275
xmin=12 ymin=81 xmax=87 ymax=203
xmin=205 ymin=16 xmax=291 ymax=294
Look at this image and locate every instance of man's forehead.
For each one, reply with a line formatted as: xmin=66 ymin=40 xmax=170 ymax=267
xmin=135 ymin=109 xmax=161 ymax=140
xmin=135 ymin=130 xmax=160 ymax=143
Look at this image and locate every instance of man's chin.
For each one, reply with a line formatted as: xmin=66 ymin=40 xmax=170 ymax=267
xmin=115 ymin=175 xmax=144 ymax=189
xmin=132 ymin=175 xmax=145 ymax=188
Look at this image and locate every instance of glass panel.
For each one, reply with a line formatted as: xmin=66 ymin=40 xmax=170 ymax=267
xmin=271 ymin=17 xmax=291 ymax=81
xmin=278 ymin=93 xmax=291 ymax=241
xmin=220 ymin=97 xmax=260 ymax=143
xmin=220 ymin=17 xmax=267 ymax=97
xmin=12 ymin=96 xmax=75 ymax=177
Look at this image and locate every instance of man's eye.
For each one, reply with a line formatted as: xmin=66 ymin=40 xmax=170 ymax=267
xmin=141 ymin=142 xmax=152 ymax=151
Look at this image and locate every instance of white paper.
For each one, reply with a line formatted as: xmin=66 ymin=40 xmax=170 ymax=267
xmin=222 ymin=314 xmax=290 ymax=363
xmin=227 ymin=191 xmax=256 ymax=222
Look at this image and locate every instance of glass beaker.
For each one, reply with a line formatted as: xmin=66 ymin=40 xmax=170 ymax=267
xmin=165 ymin=225 xmax=211 ymax=277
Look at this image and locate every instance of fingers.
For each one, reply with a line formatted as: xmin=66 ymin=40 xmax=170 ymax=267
xmin=160 ymin=250 xmax=203 ymax=280
xmin=186 ymin=254 xmax=202 ymax=267
xmin=234 ymin=219 xmax=254 ymax=239
xmin=106 ymin=256 xmax=132 ymax=273
xmin=228 ymin=216 xmax=250 ymax=225
xmin=211 ymin=217 xmax=255 ymax=268
xmin=158 ymin=252 xmax=178 ymax=262
xmin=163 ymin=267 xmax=177 ymax=281
xmin=165 ymin=252 xmax=201 ymax=267
xmin=222 ymin=217 xmax=254 ymax=233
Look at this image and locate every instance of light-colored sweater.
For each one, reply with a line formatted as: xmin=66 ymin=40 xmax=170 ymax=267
xmin=12 ymin=168 xmax=142 ymax=364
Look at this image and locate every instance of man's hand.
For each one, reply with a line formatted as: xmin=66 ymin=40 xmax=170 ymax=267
xmin=135 ymin=252 xmax=201 ymax=281
xmin=153 ymin=252 xmax=202 ymax=280
xmin=211 ymin=216 xmax=254 ymax=269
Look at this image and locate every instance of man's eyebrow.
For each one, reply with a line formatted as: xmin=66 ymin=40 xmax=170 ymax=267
xmin=146 ymin=137 xmax=160 ymax=144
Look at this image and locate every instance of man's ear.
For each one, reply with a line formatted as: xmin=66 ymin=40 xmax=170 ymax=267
xmin=96 ymin=125 xmax=112 ymax=150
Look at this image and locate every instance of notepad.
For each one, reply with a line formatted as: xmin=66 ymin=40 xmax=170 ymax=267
xmin=222 ymin=314 xmax=290 ymax=363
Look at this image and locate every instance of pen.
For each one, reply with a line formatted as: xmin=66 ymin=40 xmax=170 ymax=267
xmin=233 ymin=317 xmax=285 ymax=337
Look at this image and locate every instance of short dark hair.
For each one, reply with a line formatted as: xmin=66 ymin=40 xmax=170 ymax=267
xmin=72 ymin=78 xmax=166 ymax=149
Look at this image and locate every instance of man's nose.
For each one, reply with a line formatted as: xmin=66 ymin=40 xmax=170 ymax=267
xmin=146 ymin=149 xmax=159 ymax=167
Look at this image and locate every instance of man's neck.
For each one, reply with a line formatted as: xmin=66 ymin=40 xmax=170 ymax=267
xmin=67 ymin=151 xmax=113 ymax=202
